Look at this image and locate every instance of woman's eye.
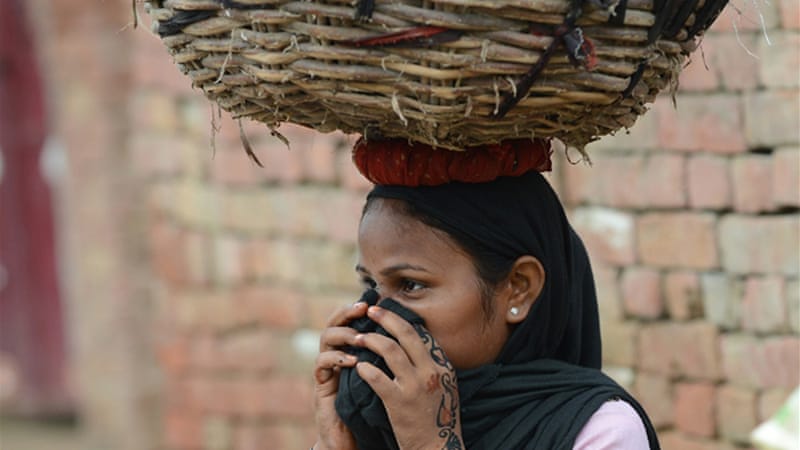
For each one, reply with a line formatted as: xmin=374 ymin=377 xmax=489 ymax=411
xmin=400 ymin=279 xmax=426 ymax=293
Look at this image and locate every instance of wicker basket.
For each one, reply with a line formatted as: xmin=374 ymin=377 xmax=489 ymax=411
xmin=144 ymin=0 xmax=727 ymax=150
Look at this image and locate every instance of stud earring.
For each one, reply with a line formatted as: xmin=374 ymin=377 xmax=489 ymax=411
xmin=510 ymin=306 xmax=520 ymax=316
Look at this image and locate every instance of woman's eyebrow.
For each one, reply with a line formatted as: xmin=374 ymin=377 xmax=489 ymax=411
xmin=355 ymin=263 xmax=431 ymax=275
xmin=379 ymin=264 xmax=430 ymax=276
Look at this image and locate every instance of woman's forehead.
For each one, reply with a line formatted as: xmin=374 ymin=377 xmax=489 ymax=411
xmin=357 ymin=204 xmax=466 ymax=270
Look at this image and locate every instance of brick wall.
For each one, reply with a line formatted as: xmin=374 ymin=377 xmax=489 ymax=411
xmin=36 ymin=0 xmax=798 ymax=449
xmin=560 ymin=2 xmax=800 ymax=448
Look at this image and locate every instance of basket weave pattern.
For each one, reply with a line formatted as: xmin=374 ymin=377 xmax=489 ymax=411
xmin=145 ymin=0 xmax=725 ymax=150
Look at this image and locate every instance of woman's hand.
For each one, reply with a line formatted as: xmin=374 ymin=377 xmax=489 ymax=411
xmin=313 ymin=302 xmax=368 ymax=450
xmin=354 ymin=305 xmax=464 ymax=450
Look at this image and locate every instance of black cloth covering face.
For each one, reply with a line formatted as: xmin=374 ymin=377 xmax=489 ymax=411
xmin=335 ymin=292 xmax=425 ymax=450
xmin=335 ymin=171 xmax=660 ymax=450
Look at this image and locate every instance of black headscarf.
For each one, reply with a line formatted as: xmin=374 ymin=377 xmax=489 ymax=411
xmin=336 ymin=171 xmax=660 ymax=449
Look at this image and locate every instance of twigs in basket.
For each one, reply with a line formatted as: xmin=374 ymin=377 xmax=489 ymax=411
xmin=492 ymin=0 xmax=596 ymax=119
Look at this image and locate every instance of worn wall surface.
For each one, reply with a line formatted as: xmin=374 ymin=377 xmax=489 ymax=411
xmin=31 ymin=0 xmax=799 ymax=449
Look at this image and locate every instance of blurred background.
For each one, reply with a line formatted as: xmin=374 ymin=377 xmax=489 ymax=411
xmin=0 ymin=0 xmax=797 ymax=449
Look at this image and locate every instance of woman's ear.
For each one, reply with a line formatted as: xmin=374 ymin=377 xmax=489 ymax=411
xmin=504 ymin=255 xmax=545 ymax=324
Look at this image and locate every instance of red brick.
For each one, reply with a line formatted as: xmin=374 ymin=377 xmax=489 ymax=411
xmin=773 ymin=147 xmax=800 ymax=208
xmin=678 ymin=54 xmax=719 ymax=92
xmin=586 ymin=109 xmax=660 ymax=152
xmin=191 ymin=332 xmax=274 ymax=376
xmin=674 ymin=323 xmax=722 ymax=380
xmin=700 ymin=273 xmax=742 ymax=330
xmin=304 ymin=131 xmax=347 ymax=183
xmin=779 ymin=0 xmax=800 ymax=28
xmin=658 ymin=432 xmax=728 ymax=450
xmin=130 ymin=90 xmax=181 ymax=134
xmin=719 ymin=215 xmax=800 ymax=275
xmin=722 ymin=335 xmax=800 ymax=389
xmin=643 ymin=153 xmax=687 ymax=208
xmin=563 ymin=154 xmax=647 ymax=208
xmin=740 ymin=276 xmax=788 ymax=333
xmin=731 ymin=154 xmax=774 ymax=213
xmin=674 ymin=382 xmax=717 ymax=438
xmin=221 ymin=190 xmax=276 ymax=235
xmin=655 ymin=94 xmax=747 ymax=154
xmin=639 ymin=322 xmax=721 ymax=380
xmin=789 ymin=279 xmax=800 ymax=334
xmin=131 ymin=21 xmax=195 ymax=94
xmin=212 ymin=235 xmax=245 ymax=285
xmin=759 ymin=31 xmax=800 ymax=88
xmin=665 ymin=271 xmax=703 ymax=320
xmin=594 ymin=264 xmax=624 ymax=322
xmin=185 ymin=377 xmax=238 ymax=415
xmin=237 ymin=285 xmax=307 ymax=330
xmin=758 ymin=337 xmax=800 ymax=389
xmin=637 ymin=213 xmax=719 ymax=269
xmin=172 ymin=290 xmax=254 ymax=333
xmin=320 ymin=190 xmax=364 ymax=245
xmin=184 ymin=230 xmax=213 ymax=286
xmin=759 ymin=388 xmax=793 ymax=422
xmin=157 ymin=337 xmax=191 ymax=376
xmin=710 ymin=2 xmax=780 ymax=32
xmin=209 ymin=146 xmax=265 ymax=186
xmin=150 ymin=220 xmax=190 ymax=286
xmin=339 ymin=146 xmax=375 ymax=193
xmin=214 ymin=113 xmax=278 ymax=151
xmin=706 ymin=33 xmax=760 ymax=91
xmin=225 ymin=123 xmax=310 ymax=184
xmin=745 ymin=90 xmax=800 ymax=147
xmin=240 ymin=238 xmax=275 ymax=281
xmin=164 ymin=408 xmax=204 ymax=449
xmin=218 ymin=330 xmax=277 ymax=372
xmin=235 ymin=377 xmax=314 ymax=419
xmin=621 ymin=267 xmax=664 ymax=319
xmin=306 ymin=293 xmax=356 ymax=330
xmin=571 ymin=207 xmax=636 ymax=266
xmin=687 ymin=154 xmax=732 ymax=210
xmin=130 ymin=133 xmax=185 ymax=178
xmin=235 ymin=423 xmax=313 ymax=450
xmin=202 ymin=416 xmax=233 ymax=450
xmin=561 ymin=162 xmax=593 ymax=205
xmin=633 ymin=372 xmax=673 ymax=428
xmin=601 ymin=321 xmax=638 ymax=366
xmin=717 ymin=385 xmax=758 ymax=443
xmin=721 ymin=334 xmax=763 ymax=388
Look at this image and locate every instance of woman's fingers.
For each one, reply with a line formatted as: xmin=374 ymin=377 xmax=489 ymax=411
xmin=319 ymin=325 xmax=360 ymax=352
xmin=365 ymin=306 xmax=435 ymax=368
xmin=353 ymin=332 xmax=416 ymax=381
xmin=355 ymin=361 xmax=397 ymax=400
xmin=314 ymin=351 xmax=358 ymax=384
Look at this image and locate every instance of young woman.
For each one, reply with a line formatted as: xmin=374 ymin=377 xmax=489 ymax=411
xmin=312 ymin=166 xmax=660 ymax=449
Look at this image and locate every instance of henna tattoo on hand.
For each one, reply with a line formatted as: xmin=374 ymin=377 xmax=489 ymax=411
xmin=414 ymin=324 xmax=454 ymax=371
xmin=414 ymin=324 xmax=464 ymax=450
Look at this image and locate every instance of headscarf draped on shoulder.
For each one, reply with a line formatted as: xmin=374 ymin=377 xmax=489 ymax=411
xmin=336 ymin=171 xmax=660 ymax=450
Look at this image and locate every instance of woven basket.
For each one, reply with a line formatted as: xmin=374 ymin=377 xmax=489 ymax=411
xmin=144 ymin=0 xmax=727 ymax=150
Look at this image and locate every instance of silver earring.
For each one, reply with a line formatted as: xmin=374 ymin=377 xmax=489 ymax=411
xmin=510 ymin=307 xmax=520 ymax=316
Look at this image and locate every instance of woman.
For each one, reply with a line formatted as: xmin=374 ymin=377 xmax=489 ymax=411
xmin=312 ymin=147 xmax=660 ymax=449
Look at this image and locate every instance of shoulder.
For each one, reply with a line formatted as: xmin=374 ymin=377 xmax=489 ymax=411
xmin=572 ymin=400 xmax=651 ymax=450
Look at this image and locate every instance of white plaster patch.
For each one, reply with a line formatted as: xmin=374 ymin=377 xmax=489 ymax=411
xmin=571 ymin=207 xmax=634 ymax=252
xmin=292 ymin=328 xmax=321 ymax=361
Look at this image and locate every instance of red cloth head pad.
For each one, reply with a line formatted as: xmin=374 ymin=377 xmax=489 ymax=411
xmin=352 ymin=138 xmax=553 ymax=187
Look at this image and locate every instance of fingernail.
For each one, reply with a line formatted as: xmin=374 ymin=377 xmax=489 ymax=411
xmin=367 ymin=306 xmax=383 ymax=317
xmin=354 ymin=334 xmax=365 ymax=343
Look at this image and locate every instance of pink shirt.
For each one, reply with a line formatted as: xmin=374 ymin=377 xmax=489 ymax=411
xmin=573 ymin=400 xmax=651 ymax=450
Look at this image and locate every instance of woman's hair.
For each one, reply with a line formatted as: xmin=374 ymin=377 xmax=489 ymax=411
xmin=362 ymin=196 xmax=516 ymax=318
